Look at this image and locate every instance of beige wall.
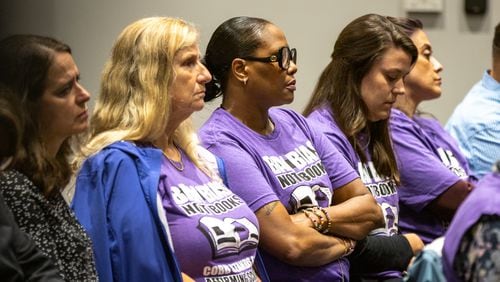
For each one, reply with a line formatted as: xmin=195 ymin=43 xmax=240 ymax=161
xmin=1 ymin=0 xmax=499 ymax=126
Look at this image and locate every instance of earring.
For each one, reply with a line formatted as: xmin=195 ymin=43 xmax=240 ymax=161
xmin=243 ymin=78 xmax=247 ymax=85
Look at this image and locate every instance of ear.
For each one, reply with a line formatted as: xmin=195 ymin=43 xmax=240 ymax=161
xmin=231 ymin=58 xmax=248 ymax=84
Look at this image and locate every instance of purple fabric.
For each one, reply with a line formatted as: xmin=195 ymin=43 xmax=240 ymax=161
xmin=199 ymin=107 xmax=359 ymax=281
xmin=309 ymin=106 xmax=402 ymax=279
xmin=442 ymin=172 xmax=500 ymax=282
xmin=158 ymin=150 xmax=259 ymax=282
xmin=413 ymin=115 xmax=472 ymax=180
xmin=390 ymin=109 xmax=470 ymax=244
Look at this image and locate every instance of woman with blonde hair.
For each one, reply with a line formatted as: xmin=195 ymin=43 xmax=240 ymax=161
xmin=72 ymin=17 xmax=261 ymax=282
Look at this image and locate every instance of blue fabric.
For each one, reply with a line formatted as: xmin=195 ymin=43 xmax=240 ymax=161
xmin=71 ymin=141 xmax=182 ymax=282
xmin=446 ymin=70 xmax=500 ymax=179
xmin=404 ymin=250 xmax=446 ymax=282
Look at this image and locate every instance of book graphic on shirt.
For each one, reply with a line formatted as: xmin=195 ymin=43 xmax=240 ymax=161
xmin=198 ymin=216 xmax=259 ymax=259
xmin=288 ymin=184 xmax=332 ymax=214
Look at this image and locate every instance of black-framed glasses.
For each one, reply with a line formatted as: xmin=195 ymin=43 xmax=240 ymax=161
xmin=242 ymin=47 xmax=297 ymax=70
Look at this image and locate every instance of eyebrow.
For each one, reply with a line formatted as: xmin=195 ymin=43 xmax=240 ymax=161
xmin=55 ymin=73 xmax=78 ymax=92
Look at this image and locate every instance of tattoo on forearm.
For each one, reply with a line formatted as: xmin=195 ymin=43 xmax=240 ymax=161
xmin=265 ymin=202 xmax=278 ymax=216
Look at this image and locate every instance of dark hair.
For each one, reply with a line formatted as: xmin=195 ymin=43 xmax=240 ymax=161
xmin=0 ymin=34 xmax=73 ymax=197
xmin=386 ymin=16 xmax=423 ymax=37
xmin=304 ymin=14 xmax=418 ymax=183
xmin=204 ymin=16 xmax=271 ymax=101
xmin=494 ymin=22 xmax=500 ymax=58
xmin=0 ymin=84 xmax=23 ymax=163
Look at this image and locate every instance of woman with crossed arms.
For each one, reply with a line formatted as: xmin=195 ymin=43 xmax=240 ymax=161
xmin=199 ymin=16 xmax=383 ymax=281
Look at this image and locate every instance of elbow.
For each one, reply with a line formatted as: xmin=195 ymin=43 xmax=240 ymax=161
xmin=353 ymin=195 xmax=385 ymax=240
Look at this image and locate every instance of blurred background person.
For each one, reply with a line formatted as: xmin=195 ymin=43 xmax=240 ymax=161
xmin=446 ymin=22 xmax=500 ymax=180
xmin=442 ymin=160 xmax=500 ymax=282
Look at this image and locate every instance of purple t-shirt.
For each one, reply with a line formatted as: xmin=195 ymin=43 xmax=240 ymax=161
xmin=158 ymin=148 xmax=259 ymax=282
xmin=199 ymin=108 xmax=359 ymax=281
xmin=413 ymin=115 xmax=472 ymax=179
xmin=390 ymin=109 xmax=471 ymax=244
xmin=309 ymin=106 xmax=401 ymax=279
xmin=442 ymin=172 xmax=500 ymax=282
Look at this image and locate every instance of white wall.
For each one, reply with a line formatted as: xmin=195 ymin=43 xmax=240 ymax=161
xmin=1 ymin=0 xmax=498 ymax=126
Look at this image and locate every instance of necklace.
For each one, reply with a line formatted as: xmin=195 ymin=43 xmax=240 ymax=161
xmin=162 ymin=146 xmax=185 ymax=171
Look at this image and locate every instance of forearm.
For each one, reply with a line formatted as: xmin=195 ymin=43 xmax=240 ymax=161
xmin=428 ymin=180 xmax=473 ymax=221
xmin=327 ymin=193 xmax=384 ymax=239
xmin=258 ymin=201 xmax=354 ymax=267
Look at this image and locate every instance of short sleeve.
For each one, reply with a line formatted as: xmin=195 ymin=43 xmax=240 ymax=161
xmin=308 ymin=124 xmax=359 ymax=190
xmin=391 ymin=115 xmax=461 ymax=212
xmin=204 ymin=141 xmax=279 ymax=212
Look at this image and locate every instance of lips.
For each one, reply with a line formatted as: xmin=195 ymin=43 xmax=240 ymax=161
xmin=286 ymin=79 xmax=296 ymax=91
xmin=77 ymin=109 xmax=88 ymax=120
xmin=385 ymin=99 xmax=396 ymax=105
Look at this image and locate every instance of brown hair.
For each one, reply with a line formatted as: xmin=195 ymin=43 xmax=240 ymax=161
xmin=0 ymin=34 xmax=73 ymax=197
xmin=304 ymin=14 xmax=418 ymax=183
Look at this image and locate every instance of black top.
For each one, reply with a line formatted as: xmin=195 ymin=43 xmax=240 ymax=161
xmin=0 ymin=170 xmax=97 ymax=281
xmin=0 ymin=192 xmax=63 ymax=281
xmin=349 ymin=234 xmax=414 ymax=277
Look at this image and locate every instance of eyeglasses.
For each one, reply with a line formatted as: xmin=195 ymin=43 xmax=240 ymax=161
xmin=242 ymin=47 xmax=297 ymax=70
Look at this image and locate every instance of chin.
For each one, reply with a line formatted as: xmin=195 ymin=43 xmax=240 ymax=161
xmin=284 ymin=93 xmax=295 ymax=104
xmin=370 ymin=112 xmax=390 ymax=122
xmin=73 ymin=127 xmax=88 ymax=135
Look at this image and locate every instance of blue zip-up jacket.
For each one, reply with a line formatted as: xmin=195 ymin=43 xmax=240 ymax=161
xmin=71 ymin=141 xmax=182 ymax=282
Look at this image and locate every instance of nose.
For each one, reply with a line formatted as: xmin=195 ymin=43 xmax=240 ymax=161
xmin=198 ymin=62 xmax=212 ymax=84
xmin=287 ymin=60 xmax=298 ymax=75
xmin=393 ymin=78 xmax=405 ymax=96
xmin=76 ymin=82 xmax=91 ymax=104
xmin=431 ymin=56 xmax=443 ymax=73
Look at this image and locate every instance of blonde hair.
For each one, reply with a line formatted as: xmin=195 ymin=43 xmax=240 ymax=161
xmin=75 ymin=17 xmax=203 ymax=171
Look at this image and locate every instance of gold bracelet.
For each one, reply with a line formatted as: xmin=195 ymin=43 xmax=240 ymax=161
xmin=341 ymin=239 xmax=349 ymax=256
xmin=301 ymin=209 xmax=319 ymax=230
xmin=344 ymin=239 xmax=355 ymax=256
xmin=319 ymin=207 xmax=332 ymax=234
xmin=309 ymin=207 xmax=327 ymax=233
